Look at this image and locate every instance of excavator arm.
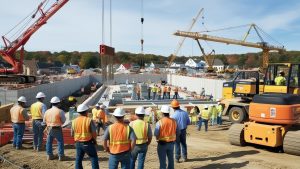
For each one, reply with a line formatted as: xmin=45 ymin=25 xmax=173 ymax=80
xmin=195 ymin=39 xmax=215 ymax=72
xmin=0 ymin=0 xmax=69 ymax=74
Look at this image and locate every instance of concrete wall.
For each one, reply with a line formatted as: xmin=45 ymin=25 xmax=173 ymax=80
xmin=83 ymin=85 xmax=107 ymax=107
xmin=167 ymin=74 xmax=225 ymax=99
xmin=113 ymin=74 xmax=167 ymax=84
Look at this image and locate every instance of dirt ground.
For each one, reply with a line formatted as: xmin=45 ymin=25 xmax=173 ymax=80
xmin=1 ymin=120 xmax=300 ymax=169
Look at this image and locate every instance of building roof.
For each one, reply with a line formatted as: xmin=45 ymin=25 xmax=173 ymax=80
xmin=213 ymin=59 xmax=224 ymax=66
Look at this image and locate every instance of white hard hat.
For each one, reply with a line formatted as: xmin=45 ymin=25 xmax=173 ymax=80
xmin=95 ymin=103 xmax=100 ymax=107
xmin=100 ymin=105 xmax=106 ymax=109
xmin=18 ymin=96 xmax=27 ymax=103
xmin=204 ymin=105 xmax=209 ymax=109
xmin=36 ymin=92 xmax=46 ymax=99
xmin=113 ymin=108 xmax=125 ymax=117
xmin=135 ymin=106 xmax=145 ymax=115
xmin=161 ymin=105 xmax=170 ymax=114
xmin=77 ymin=104 xmax=89 ymax=113
xmin=50 ymin=96 xmax=61 ymax=104
xmin=145 ymin=107 xmax=152 ymax=116
xmin=216 ymin=99 xmax=220 ymax=102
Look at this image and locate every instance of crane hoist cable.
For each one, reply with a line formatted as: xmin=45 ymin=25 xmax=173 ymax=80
xmin=140 ymin=0 xmax=144 ymax=54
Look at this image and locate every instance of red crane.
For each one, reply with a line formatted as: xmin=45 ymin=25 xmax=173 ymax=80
xmin=0 ymin=0 xmax=69 ymax=83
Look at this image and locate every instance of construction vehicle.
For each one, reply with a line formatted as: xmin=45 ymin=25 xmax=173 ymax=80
xmin=173 ymin=24 xmax=285 ymax=70
xmin=228 ymin=92 xmax=300 ymax=156
xmin=223 ymin=63 xmax=300 ymax=123
xmin=0 ymin=0 xmax=69 ymax=84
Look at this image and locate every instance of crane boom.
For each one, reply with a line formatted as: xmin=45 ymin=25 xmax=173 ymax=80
xmin=0 ymin=0 xmax=69 ymax=74
xmin=168 ymin=8 xmax=204 ymax=68
xmin=174 ymin=30 xmax=285 ymax=69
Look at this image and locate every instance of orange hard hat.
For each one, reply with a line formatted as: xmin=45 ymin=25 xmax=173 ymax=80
xmin=171 ymin=99 xmax=180 ymax=108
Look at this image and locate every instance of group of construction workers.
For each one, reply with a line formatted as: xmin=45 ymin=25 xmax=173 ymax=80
xmin=146 ymin=84 xmax=179 ymax=100
xmin=10 ymin=92 xmax=66 ymax=161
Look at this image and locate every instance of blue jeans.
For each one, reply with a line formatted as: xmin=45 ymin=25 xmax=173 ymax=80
xmin=33 ymin=119 xmax=44 ymax=148
xmin=152 ymin=92 xmax=156 ymax=100
xmin=217 ymin=116 xmax=222 ymax=125
xmin=130 ymin=144 xmax=148 ymax=169
xmin=157 ymin=142 xmax=174 ymax=169
xmin=211 ymin=117 xmax=217 ymax=126
xmin=198 ymin=119 xmax=208 ymax=132
xmin=75 ymin=141 xmax=99 ymax=169
xmin=12 ymin=123 xmax=25 ymax=148
xmin=109 ymin=151 xmax=131 ymax=169
xmin=46 ymin=127 xmax=64 ymax=156
xmin=175 ymin=129 xmax=187 ymax=160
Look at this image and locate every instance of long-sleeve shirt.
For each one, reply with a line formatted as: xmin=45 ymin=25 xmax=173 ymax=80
xmin=171 ymin=109 xmax=190 ymax=130
xmin=154 ymin=118 xmax=180 ymax=137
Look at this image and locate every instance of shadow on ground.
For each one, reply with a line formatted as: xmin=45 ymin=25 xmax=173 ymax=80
xmin=193 ymin=161 xmax=249 ymax=169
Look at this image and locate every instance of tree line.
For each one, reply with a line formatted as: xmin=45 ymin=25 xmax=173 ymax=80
xmin=9 ymin=50 xmax=300 ymax=69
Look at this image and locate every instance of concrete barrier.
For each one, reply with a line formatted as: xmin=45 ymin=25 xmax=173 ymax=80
xmin=168 ymin=74 xmax=226 ymax=99
xmin=83 ymin=85 xmax=107 ymax=107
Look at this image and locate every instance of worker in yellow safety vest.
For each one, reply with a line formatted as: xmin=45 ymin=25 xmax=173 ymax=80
xmin=44 ymin=96 xmax=66 ymax=161
xmin=103 ymin=108 xmax=136 ymax=169
xmin=151 ymin=85 xmax=157 ymax=100
xmin=154 ymin=105 xmax=179 ymax=169
xmin=31 ymin=92 xmax=47 ymax=151
xmin=274 ymin=71 xmax=286 ymax=86
xmin=10 ymin=96 xmax=29 ymax=150
xmin=210 ymin=105 xmax=218 ymax=126
xmin=92 ymin=103 xmax=101 ymax=135
xmin=129 ymin=106 xmax=153 ymax=169
xmin=197 ymin=105 xmax=210 ymax=132
xmin=216 ymin=100 xmax=223 ymax=125
xmin=157 ymin=86 xmax=162 ymax=100
xmin=72 ymin=104 xmax=99 ymax=169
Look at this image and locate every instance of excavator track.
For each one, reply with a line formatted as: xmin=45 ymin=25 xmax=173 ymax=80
xmin=228 ymin=123 xmax=246 ymax=146
xmin=283 ymin=130 xmax=300 ymax=156
xmin=0 ymin=75 xmax=36 ymax=84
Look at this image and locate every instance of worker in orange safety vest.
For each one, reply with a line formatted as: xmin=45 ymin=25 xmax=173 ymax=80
xmin=129 ymin=106 xmax=152 ymax=169
xmin=72 ymin=104 xmax=99 ymax=169
xmin=103 ymin=108 xmax=136 ymax=169
xmin=154 ymin=105 xmax=179 ymax=169
xmin=44 ymin=96 xmax=66 ymax=161
xmin=10 ymin=96 xmax=29 ymax=150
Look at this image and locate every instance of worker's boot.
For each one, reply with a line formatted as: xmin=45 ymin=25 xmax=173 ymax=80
xmin=58 ymin=155 xmax=65 ymax=161
xmin=183 ymin=158 xmax=188 ymax=162
xmin=47 ymin=155 xmax=55 ymax=161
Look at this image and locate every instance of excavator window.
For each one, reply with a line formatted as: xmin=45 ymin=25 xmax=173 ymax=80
xmin=264 ymin=64 xmax=289 ymax=86
xmin=289 ymin=65 xmax=299 ymax=87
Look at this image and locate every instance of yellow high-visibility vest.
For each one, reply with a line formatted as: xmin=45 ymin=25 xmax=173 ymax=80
xmin=201 ymin=109 xmax=209 ymax=120
xmin=130 ymin=119 xmax=148 ymax=144
xmin=30 ymin=102 xmax=43 ymax=120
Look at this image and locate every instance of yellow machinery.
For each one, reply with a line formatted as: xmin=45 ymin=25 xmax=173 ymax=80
xmin=222 ymin=63 xmax=300 ymax=123
xmin=229 ymin=93 xmax=300 ymax=156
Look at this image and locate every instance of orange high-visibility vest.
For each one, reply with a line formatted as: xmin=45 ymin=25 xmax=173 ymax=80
xmin=72 ymin=116 xmax=93 ymax=142
xmin=109 ymin=122 xmax=131 ymax=154
xmin=130 ymin=119 xmax=148 ymax=144
xmin=44 ymin=107 xmax=63 ymax=127
xmin=30 ymin=101 xmax=43 ymax=120
xmin=99 ymin=110 xmax=107 ymax=123
xmin=163 ymin=86 xmax=167 ymax=92
xmin=158 ymin=117 xmax=176 ymax=142
xmin=10 ymin=105 xmax=25 ymax=123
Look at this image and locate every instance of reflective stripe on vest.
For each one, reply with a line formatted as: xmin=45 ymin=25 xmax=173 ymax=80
xmin=10 ymin=105 xmax=25 ymax=123
xmin=44 ymin=107 xmax=62 ymax=127
xmin=130 ymin=119 xmax=148 ymax=144
xmin=158 ymin=117 xmax=176 ymax=142
xmin=72 ymin=116 xmax=93 ymax=142
xmin=201 ymin=109 xmax=209 ymax=120
xmin=30 ymin=102 xmax=43 ymax=120
xmin=109 ymin=123 xmax=130 ymax=154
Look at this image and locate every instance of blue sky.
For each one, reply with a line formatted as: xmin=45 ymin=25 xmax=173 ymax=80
xmin=0 ymin=0 xmax=299 ymax=56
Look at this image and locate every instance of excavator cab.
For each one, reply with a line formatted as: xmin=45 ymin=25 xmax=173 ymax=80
xmin=263 ymin=63 xmax=300 ymax=94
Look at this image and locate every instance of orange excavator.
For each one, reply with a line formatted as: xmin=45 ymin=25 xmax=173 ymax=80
xmin=0 ymin=0 xmax=69 ymax=84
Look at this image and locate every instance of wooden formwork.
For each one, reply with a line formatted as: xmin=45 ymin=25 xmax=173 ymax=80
xmin=0 ymin=104 xmax=13 ymax=123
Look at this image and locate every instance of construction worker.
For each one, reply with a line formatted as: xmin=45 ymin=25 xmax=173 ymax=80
xmin=154 ymin=105 xmax=179 ymax=169
xmin=170 ymin=99 xmax=190 ymax=163
xmin=144 ymin=107 xmax=152 ymax=123
xmin=210 ymin=105 xmax=218 ymax=126
xmin=98 ymin=104 xmax=108 ymax=135
xmin=151 ymin=85 xmax=157 ymax=100
xmin=163 ymin=86 xmax=168 ymax=99
xmin=167 ymin=86 xmax=171 ymax=99
xmin=136 ymin=85 xmax=141 ymax=100
xmin=10 ymin=96 xmax=29 ymax=150
xmin=44 ymin=96 xmax=66 ymax=161
xmin=157 ymin=86 xmax=162 ymax=100
xmin=129 ymin=106 xmax=153 ymax=169
xmin=103 ymin=108 xmax=136 ymax=169
xmin=216 ymin=100 xmax=223 ymax=125
xmin=92 ymin=103 xmax=101 ymax=135
xmin=147 ymin=86 xmax=151 ymax=100
xmin=198 ymin=105 xmax=210 ymax=132
xmin=173 ymin=87 xmax=179 ymax=99
xmin=72 ymin=104 xmax=99 ymax=169
xmin=189 ymin=106 xmax=200 ymax=125
xmin=31 ymin=92 xmax=47 ymax=151
xmin=200 ymin=88 xmax=205 ymax=99
xmin=275 ymin=71 xmax=286 ymax=86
